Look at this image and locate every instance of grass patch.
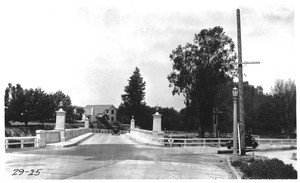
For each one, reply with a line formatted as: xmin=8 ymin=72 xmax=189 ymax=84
xmin=230 ymin=156 xmax=297 ymax=179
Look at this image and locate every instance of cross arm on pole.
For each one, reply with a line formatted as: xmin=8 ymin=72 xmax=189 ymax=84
xmin=222 ymin=61 xmax=260 ymax=66
xmin=243 ymin=61 xmax=260 ymax=65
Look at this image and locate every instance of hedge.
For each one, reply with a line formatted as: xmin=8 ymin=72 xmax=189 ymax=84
xmin=232 ymin=157 xmax=297 ymax=179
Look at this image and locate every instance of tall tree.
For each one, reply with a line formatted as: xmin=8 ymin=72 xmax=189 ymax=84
xmin=5 ymin=83 xmax=27 ymax=125
xmin=161 ymin=107 xmax=183 ymax=131
xmin=272 ymin=79 xmax=296 ymax=133
xmin=117 ymin=103 xmax=130 ymax=124
xmin=74 ymin=106 xmax=85 ymax=121
xmin=23 ymin=88 xmax=54 ymax=123
xmin=49 ymin=90 xmax=74 ymax=122
xmin=168 ymin=26 xmax=237 ymax=137
xmin=121 ymin=67 xmax=146 ymax=127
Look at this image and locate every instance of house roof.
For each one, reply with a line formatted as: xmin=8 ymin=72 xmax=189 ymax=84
xmin=85 ymin=105 xmax=116 ymax=113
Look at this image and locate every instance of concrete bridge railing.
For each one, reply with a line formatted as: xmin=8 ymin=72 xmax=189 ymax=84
xmin=5 ymin=105 xmax=91 ymax=149
xmin=130 ymin=128 xmax=154 ymax=140
xmin=5 ymin=128 xmax=90 ymax=149
xmin=65 ymin=128 xmax=89 ymax=141
xmin=129 ymin=128 xmax=164 ymax=145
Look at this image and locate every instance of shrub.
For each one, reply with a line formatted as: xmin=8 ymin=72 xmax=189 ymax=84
xmin=240 ymin=158 xmax=297 ymax=179
xmin=249 ymin=157 xmax=255 ymax=163
xmin=232 ymin=160 xmax=245 ymax=167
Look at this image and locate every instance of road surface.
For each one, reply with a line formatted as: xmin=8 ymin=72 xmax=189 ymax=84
xmin=5 ymin=133 xmax=234 ymax=179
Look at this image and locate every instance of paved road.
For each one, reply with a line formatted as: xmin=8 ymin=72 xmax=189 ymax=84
xmin=5 ymin=134 xmax=234 ymax=179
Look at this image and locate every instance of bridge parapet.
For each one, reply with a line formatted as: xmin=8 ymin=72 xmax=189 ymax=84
xmin=65 ymin=128 xmax=89 ymax=141
xmin=129 ymin=128 xmax=163 ymax=145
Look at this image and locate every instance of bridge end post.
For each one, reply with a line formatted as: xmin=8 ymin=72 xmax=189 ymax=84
xmin=36 ymin=130 xmax=46 ymax=147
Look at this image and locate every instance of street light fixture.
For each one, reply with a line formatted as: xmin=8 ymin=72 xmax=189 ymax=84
xmin=232 ymin=87 xmax=238 ymax=98
xmin=232 ymin=87 xmax=238 ymax=154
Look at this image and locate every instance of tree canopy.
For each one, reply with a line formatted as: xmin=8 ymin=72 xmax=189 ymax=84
xmin=271 ymin=79 xmax=296 ymax=133
xmin=121 ymin=67 xmax=147 ymax=127
xmin=168 ymin=26 xmax=237 ymax=137
xmin=4 ymin=83 xmax=84 ymax=126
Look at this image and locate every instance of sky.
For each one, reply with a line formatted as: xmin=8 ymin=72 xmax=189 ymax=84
xmin=0 ymin=0 xmax=296 ymax=111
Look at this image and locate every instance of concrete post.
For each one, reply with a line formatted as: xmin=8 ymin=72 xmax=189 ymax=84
xmin=130 ymin=116 xmax=135 ymax=129
xmin=55 ymin=108 xmax=66 ymax=131
xmin=84 ymin=117 xmax=89 ymax=128
xmin=36 ymin=130 xmax=46 ymax=147
xmin=55 ymin=106 xmax=66 ymax=142
xmin=153 ymin=111 xmax=162 ymax=132
xmin=152 ymin=111 xmax=162 ymax=138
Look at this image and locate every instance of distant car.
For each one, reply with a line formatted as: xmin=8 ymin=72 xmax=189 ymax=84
xmin=226 ymin=134 xmax=258 ymax=149
xmin=112 ymin=126 xmax=120 ymax=135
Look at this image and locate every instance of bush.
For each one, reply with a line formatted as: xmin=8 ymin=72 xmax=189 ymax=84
xmin=232 ymin=160 xmax=245 ymax=167
xmin=232 ymin=157 xmax=297 ymax=179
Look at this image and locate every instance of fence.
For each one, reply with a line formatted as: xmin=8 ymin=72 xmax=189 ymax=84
xmin=219 ymin=133 xmax=260 ymax=139
xmin=89 ymin=129 xmax=130 ymax=134
xmin=159 ymin=137 xmax=232 ymax=147
xmin=5 ymin=128 xmax=90 ymax=149
xmin=257 ymin=139 xmax=296 ymax=145
xmin=159 ymin=137 xmax=297 ymax=147
xmin=164 ymin=131 xmax=198 ymax=137
xmin=5 ymin=136 xmax=38 ymax=148
xmin=164 ymin=131 xmax=186 ymax=134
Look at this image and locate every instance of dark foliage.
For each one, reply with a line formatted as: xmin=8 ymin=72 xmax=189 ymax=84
xmin=4 ymin=83 xmax=85 ymax=126
xmin=167 ymin=26 xmax=237 ymax=137
xmin=232 ymin=158 xmax=297 ymax=179
xmin=121 ymin=67 xmax=147 ymax=128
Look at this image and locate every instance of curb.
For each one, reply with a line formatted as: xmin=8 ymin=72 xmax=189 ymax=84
xmin=226 ymin=157 xmax=242 ymax=179
xmin=62 ymin=133 xmax=94 ymax=147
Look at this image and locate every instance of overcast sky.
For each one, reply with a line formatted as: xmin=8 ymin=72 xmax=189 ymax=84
xmin=0 ymin=0 xmax=296 ymax=111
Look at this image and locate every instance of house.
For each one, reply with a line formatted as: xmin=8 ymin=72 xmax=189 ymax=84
xmin=84 ymin=105 xmax=117 ymax=122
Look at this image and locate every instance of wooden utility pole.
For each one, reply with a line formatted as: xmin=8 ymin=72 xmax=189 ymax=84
xmin=213 ymin=108 xmax=223 ymax=137
xmin=236 ymin=9 xmax=246 ymax=155
xmin=222 ymin=9 xmax=260 ymax=155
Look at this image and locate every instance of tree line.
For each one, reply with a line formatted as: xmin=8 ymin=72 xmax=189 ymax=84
xmin=5 ymin=83 xmax=84 ymax=126
xmin=117 ymin=68 xmax=296 ymax=135
xmin=117 ymin=26 xmax=296 ymax=136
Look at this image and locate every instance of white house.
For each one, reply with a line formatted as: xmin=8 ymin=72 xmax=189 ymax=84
xmin=84 ymin=105 xmax=117 ymax=122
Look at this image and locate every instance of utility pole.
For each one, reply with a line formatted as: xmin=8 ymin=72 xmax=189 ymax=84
xmin=236 ymin=9 xmax=260 ymax=155
xmin=236 ymin=9 xmax=246 ymax=155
